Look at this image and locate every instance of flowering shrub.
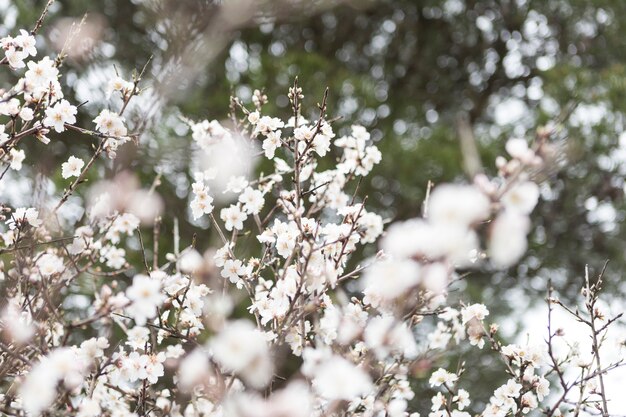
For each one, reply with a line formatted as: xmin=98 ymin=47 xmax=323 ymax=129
xmin=0 ymin=10 xmax=624 ymax=417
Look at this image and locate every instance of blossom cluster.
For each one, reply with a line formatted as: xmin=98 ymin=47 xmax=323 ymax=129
xmin=0 ymin=16 xmax=623 ymax=417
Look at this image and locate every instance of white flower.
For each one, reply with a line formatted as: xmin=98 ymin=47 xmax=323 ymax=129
xmin=190 ymin=182 xmax=214 ymax=219
xmin=262 ymin=130 xmax=282 ymax=159
xmin=77 ymin=398 xmax=101 ymax=417
xmin=123 ymin=351 xmax=147 ymax=381
xmin=19 ymin=348 xmax=86 ymax=416
xmin=5 ymin=47 xmax=26 ymax=69
xmin=362 ymin=259 xmax=421 ymax=305
xmin=502 ymin=181 xmax=540 ymax=214
xmin=428 ymin=322 xmax=452 ymax=349
xmin=0 ymin=98 xmax=20 ymax=116
xmin=221 ymin=259 xmax=246 ymax=284
xmin=19 ymin=107 xmax=34 ymax=121
xmin=358 ymin=212 xmax=384 ymax=244
xmin=225 ymin=176 xmax=249 ymax=193
xmin=461 ymin=304 xmax=489 ymax=324
xmin=429 ymin=368 xmax=458 ymax=387
xmin=0 ymin=124 xmax=8 ymax=145
xmin=521 ymin=392 xmax=538 ymax=413
xmin=61 ymin=155 xmax=84 ymax=179
xmin=211 ymin=320 xmax=272 ymax=388
xmin=239 ymin=187 xmax=264 ymax=214
xmin=422 ymin=262 xmax=450 ymax=295
xmin=79 ymin=337 xmax=109 ymax=361
xmin=178 ymin=349 xmax=211 ymax=392
xmin=9 ymin=149 xmax=25 ymax=170
xmin=126 ymin=274 xmax=166 ymax=325
xmin=388 ymin=398 xmax=408 ymax=417
xmin=192 ymin=119 xmax=232 ymax=149
xmin=454 ymin=389 xmax=471 ymax=410
xmin=294 ymin=125 xmax=314 ymax=141
xmin=431 ymin=392 xmax=446 ymax=411
xmin=15 ymin=29 xmax=37 ymax=57
xmin=488 ymin=210 xmax=531 ymax=268
xmin=275 ymin=234 xmax=296 ymax=259
xmin=8 ymin=207 xmax=42 ymax=229
xmin=107 ymin=76 xmax=133 ymax=96
xmin=166 ymin=344 xmax=185 ymax=359
xmin=360 ymin=145 xmax=382 ymax=175
xmin=1 ymin=33 xmax=35 ymax=68
xmin=144 ymin=352 xmax=166 ymax=383
xmin=220 ymin=204 xmax=247 ymax=231
xmin=312 ymin=134 xmax=331 ymax=156
xmin=364 ymin=315 xmax=418 ymax=359
xmin=312 ymin=355 xmax=373 ymax=400
xmin=535 ymin=377 xmax=550 ymax=400
xmin=213 ymin=244 xmax=232 ymax=267
xmin=36 ymin=253 xmax=64 ymax=277
xmin=43 ymin=99 xmax=77 ymax=133
xmin=495 ymin=379 xmax=522 ymax=402
xmin=247 ymin=110 xmax=260 ymax=124
xmin=381 ymin=218 xmax=478 ymax=266
xmin=93 ymin=109 xmax=127 ymax=137
xmin=101 ymin=245 xmax=126 ymax=269
xmin=126 ymin=326 xmax=150 ymax=350
xmin=105 ymin=213 xmax=140 ymax=243
xmin=506 ymin=138 xmax=536 ymax=163
xmin=1 ymin=299 xmax=35 ymax=344
xmin=25 ymin=56 xmax=58 ymax=89
xmin=428 ymin=184 xmax=490 ymax=227
xmin=255 ymin=116 xmax=284 ymax=136
xmin=178 ymin=249 xmax=204 ymax=273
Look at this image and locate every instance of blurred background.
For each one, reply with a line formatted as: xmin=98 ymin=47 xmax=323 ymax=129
xmin=3 ymin=0 xmax=626 ymax=411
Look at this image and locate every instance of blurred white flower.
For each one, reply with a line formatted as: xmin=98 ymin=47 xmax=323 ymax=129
xmin=488 ymin=210 xmax=531 ymax=268
xmin=36 ymin=253 xmax=64 ymax=277
xmin=125 ymin=274 xmax=166 ymax=325
xmin=211 ymin=320 xmax=272 ymax=388
xmin=428 ymin=184 xmax=490 ymax=227
xmin=178 ymin=348 xmax=212 ymax=392
xmin=502 ymin=181 xmax=540 ymax=214
xmin=312 ymin=355 xmax=373 ymax=400
xmin=362 ymin=259 xmax=421 ymax=305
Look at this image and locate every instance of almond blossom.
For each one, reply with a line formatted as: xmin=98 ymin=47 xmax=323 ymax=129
xmin=61 ymin=155 xmax=85 ymax=178
xmin=43 ymin=99 xmax=77 ymax=132
xmin=125 ymin=274 xmax=166 ymax=325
